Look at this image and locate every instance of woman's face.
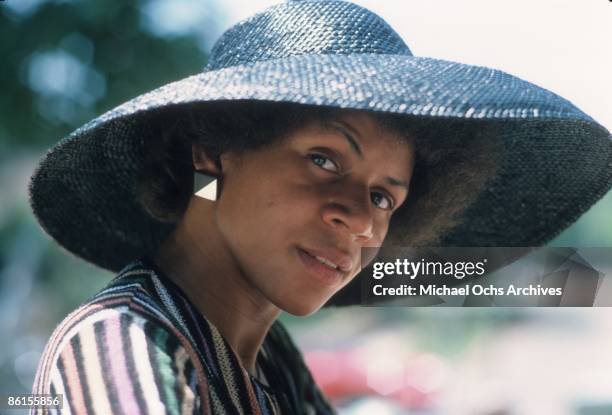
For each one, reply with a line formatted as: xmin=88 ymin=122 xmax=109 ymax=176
xmin=211 ymin=111 xmax=415 ymax=316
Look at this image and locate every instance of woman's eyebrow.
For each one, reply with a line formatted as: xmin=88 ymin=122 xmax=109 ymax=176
xmin=329 ymin=120 xmax=363 ymax=159
xmin=387 ymin=176 xmax=410 ymax=193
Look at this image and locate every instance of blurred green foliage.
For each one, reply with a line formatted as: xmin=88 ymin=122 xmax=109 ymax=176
xmin=0 ymin=0 xmax=209 ymax=154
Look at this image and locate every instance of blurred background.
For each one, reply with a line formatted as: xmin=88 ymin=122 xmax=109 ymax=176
xmin=1 ymin=0 xmax=611 ymax=414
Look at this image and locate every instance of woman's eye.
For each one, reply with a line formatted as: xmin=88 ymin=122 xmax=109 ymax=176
xmin=371 ymin=192 xmax=394 ymax=210
xmin=310 ymin=154 xmax=339 ymax=173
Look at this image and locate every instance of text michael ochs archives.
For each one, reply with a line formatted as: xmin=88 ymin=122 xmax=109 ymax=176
xmin=370 ymin=258 xmax=563 ymax=297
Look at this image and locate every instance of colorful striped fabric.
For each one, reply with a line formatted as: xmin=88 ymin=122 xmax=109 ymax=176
xmin=31 ymin=257 xmax=337 ymax=414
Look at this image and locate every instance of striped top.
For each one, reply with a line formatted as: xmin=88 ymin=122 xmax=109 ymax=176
xmin=31 ymin=257 xmax=337 ymax=414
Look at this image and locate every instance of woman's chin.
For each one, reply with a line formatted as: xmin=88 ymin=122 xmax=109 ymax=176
xmin=275 ymin=295 xmax=329 ymax=317
xmin=284 ymin=304 xmax=323 ymax=317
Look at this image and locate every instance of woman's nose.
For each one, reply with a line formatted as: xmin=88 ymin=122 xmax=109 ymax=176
xmin=321 ymin=187 xmax=375 ymax=242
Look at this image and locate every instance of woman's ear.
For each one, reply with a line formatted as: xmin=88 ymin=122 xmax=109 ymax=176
xmin=192 ymin=143 xmax=221 ymax=174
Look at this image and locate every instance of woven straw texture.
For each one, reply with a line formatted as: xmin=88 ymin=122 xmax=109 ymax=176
xmin=28 ymin=0 xmax=612 ymax=306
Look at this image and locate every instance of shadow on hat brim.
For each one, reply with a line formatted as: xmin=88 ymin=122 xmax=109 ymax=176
xmin=330 ymin=118 xmax=612 ymax=306
xmin=27 ymin=53 xmax=612 ymax=307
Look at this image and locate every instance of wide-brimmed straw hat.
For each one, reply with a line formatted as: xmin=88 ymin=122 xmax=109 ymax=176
xmin=29 ymin=0 xmax=612 ymax=306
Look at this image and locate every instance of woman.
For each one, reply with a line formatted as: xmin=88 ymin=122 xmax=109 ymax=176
xmin=28 ymin=0 xmax=612 ymax=414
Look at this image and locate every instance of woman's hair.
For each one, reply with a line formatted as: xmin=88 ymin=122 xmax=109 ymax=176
xmin=136 ymin=101 xmax=422 ymax=222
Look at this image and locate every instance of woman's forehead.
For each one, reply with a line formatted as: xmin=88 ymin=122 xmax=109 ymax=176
xmin=285 ymin=111 xmax=415 ymax=172
xmin=320 ymin=110 xmax=415 ymax=147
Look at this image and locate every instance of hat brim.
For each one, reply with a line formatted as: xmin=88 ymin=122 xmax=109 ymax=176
xmin=28 ymin=53 xmax=612 ymax=306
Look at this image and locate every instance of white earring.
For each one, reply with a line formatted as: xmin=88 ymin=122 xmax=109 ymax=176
xmin=193 ymin=171 xmax=218 ymax=201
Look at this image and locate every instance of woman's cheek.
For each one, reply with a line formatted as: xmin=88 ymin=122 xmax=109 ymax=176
xmin=375 ymin=219 xmax=390 ymax=242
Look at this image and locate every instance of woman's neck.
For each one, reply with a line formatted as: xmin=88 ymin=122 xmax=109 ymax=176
xmin=153 ymin=199 xmax=281 ymax=373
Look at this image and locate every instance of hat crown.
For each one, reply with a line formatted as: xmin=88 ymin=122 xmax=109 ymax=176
xmin=207 ymin=0 xmax=412 ymax=70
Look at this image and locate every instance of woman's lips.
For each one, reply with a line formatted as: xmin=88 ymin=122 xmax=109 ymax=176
xmin=297 ymin=247 xmax=346 ymax=285
xmin=300 ymin=246 xmax=354 ymax=272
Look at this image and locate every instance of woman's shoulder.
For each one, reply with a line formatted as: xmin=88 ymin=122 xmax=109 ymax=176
xmin=31 ymin=259 xmax=211 ymax=409
xmin=44 ymin=259 xmax=177 ymax=342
